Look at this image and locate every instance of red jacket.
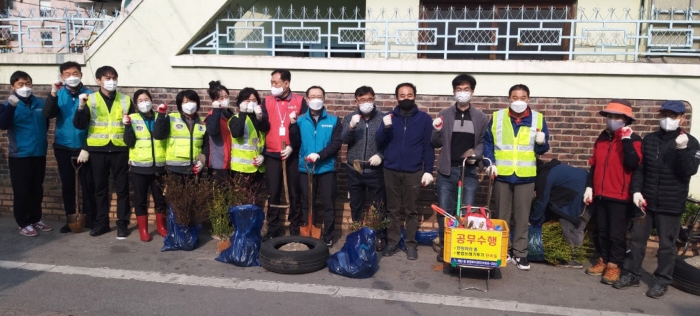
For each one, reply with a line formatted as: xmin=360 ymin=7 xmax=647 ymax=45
xmin=263 ymin=93 xmax=305 ymax=153
xmin=588 ymin=129 xmax=643 ymax=201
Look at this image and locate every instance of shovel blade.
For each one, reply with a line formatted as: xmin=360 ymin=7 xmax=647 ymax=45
xmin=352 ymin=160 xmax=363 ymax=173
xmin=67 ymin=213 xmax=86 ymax=233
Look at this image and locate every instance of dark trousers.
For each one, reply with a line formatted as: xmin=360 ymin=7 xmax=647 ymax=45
xmin=131 ymin=172 xmax=167 ymax=216
xmin=54 ymin=148 xmax=96 ymax=221
xmin=594 ymin=199 xmax=631 ymax=266
xmin=231 ymin=171 xmax=266 ymax=209
xmin=9 ymin=156 xmax=45 ymax=227
xmin=345 ymin=164 xmax=386 ymax=222
xmin=384 ymin=168 xmax=422 ymax=247
xmin=300 ymin=171 xmax=337 ymax=242
xmin=264 ymin=155 xmax=301 ymax=235
xmin=624 ymin=210 xmax=681 ymax=285
xmin=90 ymin=151 xmax=130 ymax=225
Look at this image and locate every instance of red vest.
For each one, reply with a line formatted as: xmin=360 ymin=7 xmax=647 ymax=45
xmin=588 ymin=129 xmax=642 ymax=202
xmin=264 ymin=93 xmax=304 ymax=153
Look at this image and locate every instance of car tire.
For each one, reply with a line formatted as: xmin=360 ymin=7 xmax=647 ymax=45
xmin=672 ymin=256 xmax=700 ymax=296
xmin=259 ymin=236 xmax=329 ymax=274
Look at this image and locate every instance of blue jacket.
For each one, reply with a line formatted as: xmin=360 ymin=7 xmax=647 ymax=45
xmin=291 ymin=108 xmax=342 ymax=175
xmin=53 ymin=86 xmax=91 ymax=149
xmin=375 ymin=106 xmax=434 ymax=174
xmin=0 ymin=95 xmax=49 ymax=157
xmin=531 ymin=159 xmax=587 ymax=227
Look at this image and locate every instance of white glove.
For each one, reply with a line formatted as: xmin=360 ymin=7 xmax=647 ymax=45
xmin=253 ymin=155 xmax=265 ymax=167
xmin=432 ymin=116 xmax=443 ymax=131
xmin=157 ymin=104 xmax=167 ymax=114
xmin=77 ymin=150 xmax=89 ymax=163
xmin=211 ymin=101 xmax=220 ymax=109
xmin=368 ymin=154 xmax=382 ymax=166
xmin=583 ymin=187 xmax=593 ymax=205
xmin=78 ymin=94 xmax=88 ymax=109
xmin=254 ymin=105 xmax=263 ymax=121
xmin=676 ymin=133 xmax=689 ymax=149
xmin=383 ymin=114 xmax=393 ymax=128
xmin=487 ymin=165 xmax=498 ymax=179
xmin=466 ymin=155 xmax=477 ymax=165
xmin=280 ymin=146 xmax=293 ymax=160
xmin=535 ymin=130 xmax=546 ymax=145
xmin=219 ymin=99 xmax=229 ymax=108
xmin=350 ymin=114 xmax=361 ymax=129
xmin=306 ymin=153 xmax=320 ymax=163
xmin=7 ymin=95 xmax=19 ymax=107
xmin=289 ymin=112 xmax=297 ymax=124
xmin=421 ymin=172 xmax=434 ymax=187
xmin=51 ymin=80 xmax=63 ymax=95
xmin=633 ymin=192 xmax=646 ymax=210
xmin=122 ymin=114 xmax=131 ymax=125
xmin=621 ymin=126 xmax=633 ymax=140
xmin=193 ymin=161 xmax=204 ymax=174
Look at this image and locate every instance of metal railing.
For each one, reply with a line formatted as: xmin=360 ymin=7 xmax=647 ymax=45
xmin=0 ymin=7 xmax=118 ymax=54
xmin=188 ymin=5 xmax=700 ymax=62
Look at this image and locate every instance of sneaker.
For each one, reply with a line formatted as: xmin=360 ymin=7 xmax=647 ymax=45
xmin=325 ymin=239 xmax=333 ymax=248
xmin=262 ymin=231 xmax=281 ymax=242
xmin=560 ymin=260 xmax=583 ymax=269
xmin=515 ymin=257 xmax=530 ymax=270
xmin=382 ymin=243 xmax=399 ymax=257
xmin=89 ymin=223 xmax=111 ymax=237
xmin=19 ymin=225 xmax=38 ymax=237
xmin=646 ymin=283 xmax=668 ymax=299
xmin=613 ymin=272 xmax=640 ymax=289
xmin=436 ymin=247 xmax=444 ymax=263
xmin=602 ymin=265 xmax=621 ymax=284
xmin=32 ymin=221 xmax=53 ymax=232
xmin=375 ymin=238 xmax=386 ymax=252
xmin=586 ymin=258 xmax=606 ymax=276
xmin=406 ymin=247 xmax=418 ymax=260
xmin=116 ymin=222 xmax=129 ymax=240
xmin=507 ymin=251 xmax=516 ymax=265
xmin=60 ymin=224 xmax=71 ymax=234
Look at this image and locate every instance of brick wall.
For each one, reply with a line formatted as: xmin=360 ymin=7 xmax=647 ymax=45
xmin=0 ymin=85 xmax=692 ymax=230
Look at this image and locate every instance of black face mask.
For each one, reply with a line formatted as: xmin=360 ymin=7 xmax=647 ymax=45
xmin=398 ymin=99 xmax=415 ymax=111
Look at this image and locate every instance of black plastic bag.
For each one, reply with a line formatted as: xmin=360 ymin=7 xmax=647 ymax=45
xmin=527 ymin=224 xmax=545 ymax=262
xmin=327 ymin=227 xmax=379 ymax=279
xmin=216 ymin=204 xmax=264 ymax=267
xmin=162 ymin=207 xmax=202 ymax=252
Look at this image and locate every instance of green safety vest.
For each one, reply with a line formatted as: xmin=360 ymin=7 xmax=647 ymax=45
xmin=165 ymin=112 xmax=206 ymax=167
xmin=230 ymin=114 xmax=266 ymax=173
xmin=86 ymin=92 xmax=130 ymax=147
xmin=128 ymin=113 xmax=166 ymax=167
xmin=492 ymin=109 xmax=543 ymax=178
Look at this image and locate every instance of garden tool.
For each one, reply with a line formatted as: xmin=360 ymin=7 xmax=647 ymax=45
xmin=455 ymin=149 xmax=474 ymax=218
xmin=578 ymin=205 xmax=588 ymax=221
xmin=483 ymin=157 xmax=494 ymax=213
xmin=269 ymin=141 xmax=290 ymax=209
xmin=300 ymin=159 xmax=322 ymax=239
xmin=67 ymin=157 xmax=86 ymax=233
xmin=431 ymin=204 xmax=465 ymax=227
xmin=352 ymin=160 xmax=370 ymax=173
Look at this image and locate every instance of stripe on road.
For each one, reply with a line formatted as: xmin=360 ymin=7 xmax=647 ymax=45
xmin=0 ymin=260 xmax=652 ymax=316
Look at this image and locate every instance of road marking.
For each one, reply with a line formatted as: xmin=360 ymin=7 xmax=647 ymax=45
xmin=0 ymin=260 xmax=652 ymax=316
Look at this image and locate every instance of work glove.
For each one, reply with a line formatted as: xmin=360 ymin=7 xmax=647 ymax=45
xmin=157 ymin=104 xmax=167 ymax=114
xmin=122 ymin=114 xmax=131 ymax=125
xmin=254 ymin=105 xmax=263 ymax=121
xmin=77 ymin=150 xmax=89 ymax=163
xmin=253 ymin=155 xmax=265 ymax=167
xmin=51 ymin=80 xmax=63 ymax=95
xmin=280 ymin=146 xmax=293 ymax=160
xmin=676 ymin=132 xmax=688 ymax=149
xmin=383 ymin=114 xmax=393 ymax=128
xmin=219 ymin=99 xmax=229 ymax=108
xmin=368 ymin=154 xmax=382 ymax=166
xmin=633 ymin=192 xmax=647 ymax=211
xmin=432 ymin=116 xmax=443 ymax=131
xmin=621 ymin=126 xmax=632 ymax=140
xmin=349 ymin=114 xmax=361 ymax=129
xmin=78 ymin=94 xmax=88 ymax=109
xmin=306 ymin=153 xmax=320 ymax=163
xmin=583 ymin=187 xmax=593 ymax=205
xmin=211 ymin=101 xmax=220 ymax=109
xmin=421 ymin=172 xmax=434 ymax=187
xmin=486 ymin=165 xmax=498 ymax=180
xmin=193 ymin=161 xmax=204 ymax=174
xmin=535 ymin=129 xmax=546 ymax=145
xmin=7 ymin=95 xmax=19 ymax=107
xmin=289 ymin=112 xmax=297 ymax=124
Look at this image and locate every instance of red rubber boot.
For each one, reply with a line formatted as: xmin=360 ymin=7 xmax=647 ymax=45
xmin=155 ymin=213 xmax=167 ymax=237
xmin=136 ymin=216 xmax=152 ymax=242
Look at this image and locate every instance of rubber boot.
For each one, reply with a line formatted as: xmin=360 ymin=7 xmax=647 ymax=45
xmin=136 ymin=216 xmax=152 ymax=242
xmin=155 ymin=213 xmax=167 ymax=237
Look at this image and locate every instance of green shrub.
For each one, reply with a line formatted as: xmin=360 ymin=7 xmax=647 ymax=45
xmin=541 ymin=221 xmax=594 ymax=265
xmin=681 ymin=198 xmax=700 ymax=226
xmin=210 ymin=186 xmax=235 ymax=240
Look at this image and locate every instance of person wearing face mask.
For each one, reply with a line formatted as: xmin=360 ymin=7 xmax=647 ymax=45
xmin=375 ymin=82 xmax=435 ymax=260
xmin=289 ymin=86 xmax=342 ymax=247
xmin=73 ymin=66 xmax=133 ymax=239
xmin=260 ymin=69 xmax=308 ymax=241
xmin=42 ymin=61 xmax=98 ymax=233
xmin=229 ymin=87 xmax=267 ymax=199
xmin=341 ymin=85 xmax=387 ymax=250
xmin=123 ymin=90 xmax=168 ymax=242
xmin=431 ymin=74 xmax=489 ymax=263
xmin=483 ymin=84 xmax=550 ymax=271
xmin=582 ymin=100 xmax=642 ymax=284
xmin=614 ymin=101 xmax=700 ymax=298
xmin=204 ymin=80 xmax=234 ymax=182
xmin=0 ymin=71 xmax=50 ymax=237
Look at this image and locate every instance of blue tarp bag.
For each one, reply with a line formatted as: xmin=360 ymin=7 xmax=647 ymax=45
xmin=216 ymin=204 xmax=264 ymax=267
xmin=527 ymin=224 xmax=545 ymax=262
xmin=416 ymin=230 xmax=439 ymax=246
xmin=327 ymin=227 xmax=379 ymax=279
xmin=162 ymin=206 xmax=202 ymax=252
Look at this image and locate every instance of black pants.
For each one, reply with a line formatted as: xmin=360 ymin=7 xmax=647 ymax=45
xmin=345 ymin=164 xmax=386 ymax=222
xmin=594 ymin=199 xmax=631 ymax=266
xmin=9 ymin=156 xmax=45 ymax=227
xmin=264 ymin=155 xmax=301 ymax=235
xmin=624 ymin=210 xmax=681 ymax=286
xmin=300 ymin=171 xmax=337 ymax=242
xmin=384 ymin=168 xmax=422 ymax=247
xmin=90 ymin=151 xmax=130 ymax=225
xmin=54 ymin=148 xmax=96 ymax=221
xmin=131 ymin=172 xmax=167 ymax=216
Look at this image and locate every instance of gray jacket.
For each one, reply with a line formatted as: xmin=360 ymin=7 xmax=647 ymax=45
xmin=431 ymin=103 xmax=489 ymax=176
xmin=341 ymin=108 xmax=384 ymax=173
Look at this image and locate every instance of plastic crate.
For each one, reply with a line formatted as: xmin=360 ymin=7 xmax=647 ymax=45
xmin=443 ymin=218 xmax=510 ymax=268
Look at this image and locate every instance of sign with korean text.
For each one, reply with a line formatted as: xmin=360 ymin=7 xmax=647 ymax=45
xmin=449 ymin=229 xmax=502 ymax=268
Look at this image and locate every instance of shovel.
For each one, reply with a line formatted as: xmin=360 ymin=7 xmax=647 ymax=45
xmin=352 ymin=160 xmax=370 ymax=173
xmin=67 ymin=157 xmax=86 ymax=233
xmin=269 ymin=141 xmax=291 ymax=209
xmin=300 ymin=160 xmax=322 ymax=239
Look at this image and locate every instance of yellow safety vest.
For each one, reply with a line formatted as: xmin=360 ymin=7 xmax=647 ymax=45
xmin=165 ymin=112 xmax=206 ymax=167
xmin=86 ymin=92 xmax=130 ymax=147
xmin=128 ymin=113 xmax=166 ymax=168
xmin=492 ymin=109 xmax=543 ymax=177
xmin=230 ymin=114 xmax=266 ymax=173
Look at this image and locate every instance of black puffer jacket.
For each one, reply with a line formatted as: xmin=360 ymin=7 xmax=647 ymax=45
xmin=631 ymin=128 xmax=700 ymax=215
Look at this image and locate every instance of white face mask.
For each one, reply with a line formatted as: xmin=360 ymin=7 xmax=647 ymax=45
xmin=102 ymin=80 xmax=117 ymax=92
xmin=660 ymin=117 xmax=680 ymax=131
xmin=359 ymin=102 xmax=374 ymax=114
xmin=182 ymin=102 xmax=197 ymax=115
xmin=510 ymin=100 xmax=528 ymax=114
xmin=64 ymin=76 xmax=81 ymax=87
xmin=15 ymin=87 xmax=32 ymax=98
xmin=271 ymin=86 xmax=284 ymax=97
xmin=455 ymin=91 xmax=472 ymax=104
xmin=138 ymin=101 xmax=152 ymax=113
xmin=308 ymin=99 xmax=324 ymax=111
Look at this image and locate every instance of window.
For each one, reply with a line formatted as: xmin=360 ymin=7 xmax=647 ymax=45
xmin=41 ymin=32 xmax=53 ymax=46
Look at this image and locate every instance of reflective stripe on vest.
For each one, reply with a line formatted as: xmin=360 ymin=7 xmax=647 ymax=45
xmin=492 ymin=109 xmax=543 ymax=177
xmin=86 ymin=93 xmax=129 ymax=147
xmin=129 ymin=114 xmax=167 ymax=168
xmin=230 ymin=114 xmax=266 ymax=173
xmin=165 ymin=113 xmax=206 ymax=167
